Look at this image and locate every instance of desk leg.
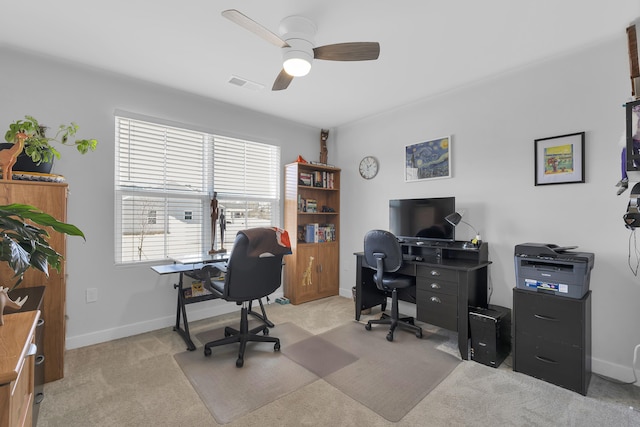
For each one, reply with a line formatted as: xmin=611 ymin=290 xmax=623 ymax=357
xmin=173 ymin=272 xmax=197 ymax=351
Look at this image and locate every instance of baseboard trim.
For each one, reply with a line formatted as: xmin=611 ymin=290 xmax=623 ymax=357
xmin=66 ymin=291 xmax=284 ymax=350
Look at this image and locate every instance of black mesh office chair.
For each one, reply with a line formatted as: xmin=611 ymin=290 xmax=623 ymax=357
xmin=363 ymin=229 xmax=423 ymax=341
xmin=202 ymin=227 xmax=291 ymax=367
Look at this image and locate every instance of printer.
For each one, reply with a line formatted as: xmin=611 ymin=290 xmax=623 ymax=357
xmin=514 ymin=243 xmax=594 ymax=299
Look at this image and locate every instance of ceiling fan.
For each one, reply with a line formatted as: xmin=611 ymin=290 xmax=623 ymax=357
xmin=221 ymin=9 xmax=380 ymax=91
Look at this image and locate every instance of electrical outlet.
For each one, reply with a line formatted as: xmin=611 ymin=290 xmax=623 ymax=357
xmin=86 ymin=288 xmax=98 ymax=303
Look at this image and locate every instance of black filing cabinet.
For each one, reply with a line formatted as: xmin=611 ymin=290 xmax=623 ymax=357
xmin=8 ymin=286 xmax=46 ymax=426
xmin=513 ymin=288 xmax=591 ymax=395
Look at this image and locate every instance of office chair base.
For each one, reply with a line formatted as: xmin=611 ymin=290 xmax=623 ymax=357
xmin=365 ymin=313 xmax=423 ymax=341
xmin=204 ymin=306 xmax=280 ymax=367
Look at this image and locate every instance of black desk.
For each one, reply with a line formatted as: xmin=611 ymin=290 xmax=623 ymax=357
xmin=354 ymin=241 xmax=491 ymax=360
xmin=152 ymin=253 xmax=274 ymax=351
xmin=152 ymin=256 xmax=227 ymax=351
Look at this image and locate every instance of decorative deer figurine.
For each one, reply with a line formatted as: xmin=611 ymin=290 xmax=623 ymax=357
xmin=0 ymin=287 xmax=28 ymax=325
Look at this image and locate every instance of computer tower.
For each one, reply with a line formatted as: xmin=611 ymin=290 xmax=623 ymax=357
xmin=469 ymin=305 xmax=511 ymax=368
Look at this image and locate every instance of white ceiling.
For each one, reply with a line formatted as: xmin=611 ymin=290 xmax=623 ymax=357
xmin=1 ymin=1 xmax=639 ymax=128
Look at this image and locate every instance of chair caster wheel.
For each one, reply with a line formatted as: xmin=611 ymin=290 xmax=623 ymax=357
xmin=386 ymin=333 xmax=394 ymax=342
xmin=224 ymin=331 xmax=231 ymax=337
xmin=416 ymin=331 xmax=423 ymax=339
xmin=204 ymin=347 xmax=212 ymax=356
xmin=365 ymin=323 xmax=372 ymax=331
xmin=263 ymin=328 xmax=269 ymax=335
xmin=274 ymin=342 xmax=280 ymax=351
xmin=236 ymin=358 xmax=244 ymax=368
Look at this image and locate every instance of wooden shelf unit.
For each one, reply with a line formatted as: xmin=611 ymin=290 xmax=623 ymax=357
xmin=283 ymin=162 xmax=340 ymax=304
xmin=0 ymin=181 xmax=68 ymax=383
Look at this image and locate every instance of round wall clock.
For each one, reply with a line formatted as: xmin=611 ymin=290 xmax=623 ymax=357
xmin=359 ymin=156 xmax=379 ymax=179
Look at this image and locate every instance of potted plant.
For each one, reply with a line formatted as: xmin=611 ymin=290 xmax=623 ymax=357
xmin=0 ymin=203 xmax=85 ymax=324
xmin=3 ymin=115 xmax=98 ymax=173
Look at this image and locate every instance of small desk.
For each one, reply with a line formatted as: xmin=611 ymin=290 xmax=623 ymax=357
xmin=354 ymin=241 xmax=491 ymax=360
xmin=152 ymin=254 xmax=228 ymax=351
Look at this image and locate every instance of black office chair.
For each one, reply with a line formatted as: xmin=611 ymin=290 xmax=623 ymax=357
xmin=363 ymin=229 xmax=423 ymax=341
xmin=202 ymin=227 xmax=291 ymax=367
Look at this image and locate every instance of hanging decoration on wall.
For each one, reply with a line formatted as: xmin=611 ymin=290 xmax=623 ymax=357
xmin=534 ymin=132 xmax=585 ymax=186
xmin=404 ymin=135 xmax=451 ymax=182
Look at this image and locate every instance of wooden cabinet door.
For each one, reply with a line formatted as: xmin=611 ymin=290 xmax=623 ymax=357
xmin=293 ymin=245 xmax=319 ymax=303
xmin=317 ymin=242 xmax=339 ymax=297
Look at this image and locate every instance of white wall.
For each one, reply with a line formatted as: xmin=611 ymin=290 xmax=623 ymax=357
xmin=0 ymin=46 xmax=325 ymax=349
xmin=334 ymin=35 xmax=639 ymax=383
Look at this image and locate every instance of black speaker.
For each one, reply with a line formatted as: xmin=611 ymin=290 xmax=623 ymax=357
xmin=469 ymin=305 xmax=511 ymax=368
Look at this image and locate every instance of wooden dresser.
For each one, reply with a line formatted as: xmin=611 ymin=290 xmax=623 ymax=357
xmin=0 ymin=181 xmax=68 ymax=383
xmin=0 ymin=310 xmax=40 ymax=427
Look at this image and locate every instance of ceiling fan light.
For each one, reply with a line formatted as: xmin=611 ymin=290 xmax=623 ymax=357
xmin=283 ymin=48 xmax=312 ymax=77
xmin=283 ymin=57 xmax=311 ymax=76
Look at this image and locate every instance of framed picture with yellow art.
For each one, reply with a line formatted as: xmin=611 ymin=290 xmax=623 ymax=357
xmin=534 ymin=132 xmax=585 ymax=186
xmin=405 ymin=135 xmax=451 ymax=182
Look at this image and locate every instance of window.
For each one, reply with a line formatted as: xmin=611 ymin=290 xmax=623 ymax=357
xmin=115 ymin=116 xmax=281 ymax=264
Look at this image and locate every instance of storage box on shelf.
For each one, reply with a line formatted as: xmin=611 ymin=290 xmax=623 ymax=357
xmin=284 ymin=162 xmax=340 ymax=304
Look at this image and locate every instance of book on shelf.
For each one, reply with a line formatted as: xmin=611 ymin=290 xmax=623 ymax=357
xmin=299 ymin=170 xmax=335 ymax=189
xmin=306 ymin=199 xmax=317 ymax=213
xmin=299 ymin=172 xmax=313 ymax=186
xmin=309 ymin=161 xmax=336 ymax=167
xmin=303 ymin=223 xmax=336 ymax=243
xmin=298 ymin=196 xmax=317 ymax=213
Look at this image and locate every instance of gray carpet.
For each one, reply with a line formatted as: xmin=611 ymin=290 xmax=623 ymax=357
xmin=175 ymin=320 xmax=460 ymax=424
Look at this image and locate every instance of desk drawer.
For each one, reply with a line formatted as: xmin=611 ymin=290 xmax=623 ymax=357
xmin=417 ymin=278 xmax=457 ymax=296
xmin=417 ymin=289 xmax=457 ymax=331
xmin=416 ymin=265 xmax=458 ymax=282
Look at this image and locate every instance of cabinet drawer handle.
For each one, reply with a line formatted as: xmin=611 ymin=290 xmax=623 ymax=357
xmin=534 ymin=314 xmax=559 ymax=322
xmin=535 ymin=355 xmax=559 ymax=364
xmin=430 ymin=296 xmax=441 ymax=304
xmin=430 ymin=283 xmax=441 ymax=289
xmin=430 ymin=270 xmax=441 ymax=276
xmin=35 ymin=355 xmax=45 ymax=365
xmin=27 ymin=343 xmax=37 ymax=357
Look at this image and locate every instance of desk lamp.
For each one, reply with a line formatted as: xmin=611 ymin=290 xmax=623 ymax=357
xmin=445 ymin=211 xmax=482 ymax=248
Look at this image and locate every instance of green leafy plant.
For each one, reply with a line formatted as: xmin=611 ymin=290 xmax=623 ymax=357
xmin=4 ymin=115 xmax=98 ymax=165
xmin=0 ymin=203 xmax=85 ymax=290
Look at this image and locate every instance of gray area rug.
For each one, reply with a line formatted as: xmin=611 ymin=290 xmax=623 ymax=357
xmin=316 ymin=322 xmax=461 ymax=422
xmin=175 ymin=320 xmax=460 ymax=424
xmin=175 ymin=322 xmax=317 ymax=424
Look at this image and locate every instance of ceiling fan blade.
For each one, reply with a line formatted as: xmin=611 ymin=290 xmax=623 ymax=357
xmin=313 ymin=42 xmax=380 ymax=61
xmin=222 ymin=9 xmax=289 ymax=48
xmin=272 ymin=69 xmax=294 ymax=91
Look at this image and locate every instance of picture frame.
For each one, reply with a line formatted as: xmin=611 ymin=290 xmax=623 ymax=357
xmin=534 ymin=132 xmax=585 ymax=186
xmin=405 ymin=135 xmax=451 ymax=182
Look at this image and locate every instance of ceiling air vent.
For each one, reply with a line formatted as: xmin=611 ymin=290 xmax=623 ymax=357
xmin=228 ymin=75 xmax=264 ymax=91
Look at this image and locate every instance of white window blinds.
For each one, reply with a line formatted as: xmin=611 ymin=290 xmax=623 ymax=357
xmin=115 ymin=116 xmax=280 ymax=264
